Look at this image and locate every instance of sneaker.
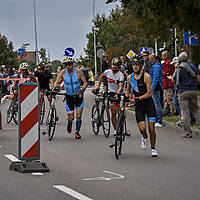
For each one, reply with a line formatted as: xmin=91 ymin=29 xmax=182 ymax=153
xmin=75 ymin=132 xmax=81 ymax=139
xmin=55 ymin=116 xmax=59 ymax=121
xmin=151 ymin=149 xmax=158 ymax=157
xmin=155 ymin=122 xmax=163 ymax=128
xmin=67 ymin=121 xmax=72 ymax=133
xmin=176 ymin=120 xmax=183 ymax=128
xmin=1 ymin=95 xmax=8 ymax=104
xmin=113 ymin=130 xmax=117 ymax=137
xmin=141 ymin=136 xmax=148 ymax=149
xmin=182 ymin=133 xmax=192 ymax=138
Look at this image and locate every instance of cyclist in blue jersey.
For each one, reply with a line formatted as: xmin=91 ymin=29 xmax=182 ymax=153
xmin=54 ymin=57 xmax=88 ymax=139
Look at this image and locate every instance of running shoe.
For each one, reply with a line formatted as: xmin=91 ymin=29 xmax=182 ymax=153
xmin=1 ymin=95 xmax=8 ymax=104
xmin=75 ymin=132 xmax=81 ymax=139
xmin=141 ymin=136 xmax=148 ymax=149
xmin=151 ymin=149 xmax=158 ymax=157
xmin=182 ymin=133 xmax=192 ymax=138
xmin=155 ymin=122 xmax=163 ymax=128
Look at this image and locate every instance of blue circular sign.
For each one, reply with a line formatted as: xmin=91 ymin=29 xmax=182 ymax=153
xmin=65 ymin=47 xmax=75 ymax=57
xmin=18 ymin=48 xmax=24 ymax=56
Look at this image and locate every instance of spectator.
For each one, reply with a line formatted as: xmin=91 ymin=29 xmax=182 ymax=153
xmin=101 ymin=56 xmax=110 ymax=92
xmin=142 ymin=51 xmax=152 ymax=75
xmin=149 ymin=53 xmax=163 ymax=127
xmin=87 ymin=67 xmax=95 ymax=86
xmin=120 ymin=55 xmax=133 ymax=76
xmin=0 ymin=65 xmax=7 ymax=98
xmin=162 ymin=51 xmax=176 ymax=116
xmin=174 ymin=51 xmax=200 ymax=138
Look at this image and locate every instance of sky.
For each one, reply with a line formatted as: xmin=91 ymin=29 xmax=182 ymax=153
xmin=0 ymin=0 xmax=121 ymax=61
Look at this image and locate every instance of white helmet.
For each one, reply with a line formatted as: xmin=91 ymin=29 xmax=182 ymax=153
xmin=19 ymin=62 xmax=28 ymax=70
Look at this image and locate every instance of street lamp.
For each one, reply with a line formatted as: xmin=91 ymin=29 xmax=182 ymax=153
xmin=93 ymin=0 xmax=97 ymax=79
xmin=33 ymin=0 xmax=39 ymax=65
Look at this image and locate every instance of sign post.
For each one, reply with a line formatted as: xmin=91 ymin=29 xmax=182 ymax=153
xmin=9 ymin=83 xmax=49 ymax=173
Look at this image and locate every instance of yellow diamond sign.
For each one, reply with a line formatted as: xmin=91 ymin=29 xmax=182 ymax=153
xmin=126 ymin=50 xmax=136 ymax=60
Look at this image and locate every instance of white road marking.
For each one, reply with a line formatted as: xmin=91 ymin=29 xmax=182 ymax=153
xmin=4 ymin=154 xmax=20 ymax=162
xmin=82 ymin=170 xmax=125 ymax=181
xmin=32 ymin=172 xmax=44 ymax=176
xmin=0 ymin=145 xmax=2 ymax=148
xmin=53 ymin=185 xmax=93 ymax=200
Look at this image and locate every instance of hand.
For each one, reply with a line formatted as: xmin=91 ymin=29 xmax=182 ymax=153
xmin=114 ymin=93 xmax=119 ymax=99
xmin=53 ymin=86 xmax=60 ymax=92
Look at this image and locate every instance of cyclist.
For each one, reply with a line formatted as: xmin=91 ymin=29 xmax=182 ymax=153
xmin=1 ymin=62 xmax=37 ymax=103
xmin=94 ymin=57 xmax=124 ymax=136
xmin=34 ymin=63 xmax=53 ymax=105
xmin=54 ymin=57 xmax=88 ymax=139
xmin=125 ymin=55 xmax=158 ymax=157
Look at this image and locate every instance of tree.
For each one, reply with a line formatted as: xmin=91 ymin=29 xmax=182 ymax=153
xmin=50 ymin=60 xmax=62 ymax=72
xmin=38 ymin=48 xmax=47 ymax=64
xmin=0 ymin=35 xmax=19 ymax=68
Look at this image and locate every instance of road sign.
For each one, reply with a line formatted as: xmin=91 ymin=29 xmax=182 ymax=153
xmin=184 ymin=31 xmax=198 ymax=45
xmin=18 ymin=48 xmax=24 ymax=56
xmin=126 ymin=50 xmax=136 ymax=60
xmin=140 ymin=47 xmax=148 ymax=55
xmin=65 ymin=47 xmax=75 ymax=57
xmin=97 ymin=49 xmax=105 ymax=59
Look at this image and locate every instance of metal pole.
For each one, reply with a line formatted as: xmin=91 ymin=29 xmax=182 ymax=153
xmin=33 ymin=0 xmax=39 ymax=65
xmin=155 ymin=38 xmax=158 ymax=56
xmin=174 ymin=28 xmax=178 ymax=57
xmin=93 ymin=0 xmax=97 ymax=79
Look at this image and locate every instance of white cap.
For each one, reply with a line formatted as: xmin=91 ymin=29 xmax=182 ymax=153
xmin=170 ymin=57 xmax=179 ymax=65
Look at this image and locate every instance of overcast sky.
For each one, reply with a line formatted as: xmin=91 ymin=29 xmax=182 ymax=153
xmin=0 ymin=0 xmax=121 ymax=61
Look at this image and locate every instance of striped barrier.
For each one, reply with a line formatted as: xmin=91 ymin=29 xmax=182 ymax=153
xmin=9 ymin=83 xmax=49 ymax=173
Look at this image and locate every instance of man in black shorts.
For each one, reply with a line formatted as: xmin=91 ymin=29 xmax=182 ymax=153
xmin=125 ymin=55 xmax=158 ymax=157
xmin=34 ymin=63 xmax=54 ymax=105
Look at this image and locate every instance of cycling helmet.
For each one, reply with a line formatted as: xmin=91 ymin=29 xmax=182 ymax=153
xmin=37 ymin=63 xmax=45 ymax=70
xmin=111 ymin=57 xmax=122 ymax=66
xmin=131 ymin=55 xmax=144 ymax=66
xmin=63 ymin=57 xmax=75 ymax=65
xmin=19 ymin=62 xmax=28 ymax=70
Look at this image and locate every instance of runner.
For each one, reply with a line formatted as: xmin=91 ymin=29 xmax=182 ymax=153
xmin=54 ymin=57 xmax=88 ymax=139
xmin=1 ymin=62 xmax=37 ymax=103
xmin=94 ymin=57 xmax=124 ymax=136
xmin=125 ymin=55 xmax=158 ymax=157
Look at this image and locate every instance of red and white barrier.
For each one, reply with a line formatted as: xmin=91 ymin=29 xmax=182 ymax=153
xmin=59 ymin=79 xmax=64 ymax=89
xmin=19 ymin=83 xmax=40 ymax=160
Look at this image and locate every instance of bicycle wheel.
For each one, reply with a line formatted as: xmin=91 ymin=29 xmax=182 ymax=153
xmin=40 ymin=97 xmax=45 ymax=125
xmin=48 ymin=107 xmax=56 ymax=141
xmin=13 ymin=99 xmax=19 ymax=125
xmin=102 ymin=105 xmax=110 ymax=138
xmin=114 ymin=112 xmax=124 ymax=159
xmin=91 ymin=104 xmax=100 ymax=135
xmin=7 ymin=101 xmax=13 ymax=124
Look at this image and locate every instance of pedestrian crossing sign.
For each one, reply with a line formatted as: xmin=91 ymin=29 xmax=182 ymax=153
xmin=126 ymin=50 xmax=136 ymax=60
xmin=140 ymin=47 xmax=148 ymax=55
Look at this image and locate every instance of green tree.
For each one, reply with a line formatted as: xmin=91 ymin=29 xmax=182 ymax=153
xmin=50 ymin=60 xmax=62 ymax=72
xmin=0 ymin=35 xmax=19 ymax=68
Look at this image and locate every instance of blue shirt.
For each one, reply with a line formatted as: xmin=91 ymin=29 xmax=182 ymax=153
xmin=174 ymin=62 xmax=199 ymax=93
xmin=64 ymin=68 xmax=81 ymax=95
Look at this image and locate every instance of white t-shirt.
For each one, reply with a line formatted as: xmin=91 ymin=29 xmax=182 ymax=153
xmin=104 ymin=69 xmax=124 ymax=93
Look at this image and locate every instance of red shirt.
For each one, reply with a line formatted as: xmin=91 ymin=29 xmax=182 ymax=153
xmin=163 ymin=59 xmax=175 ymax=89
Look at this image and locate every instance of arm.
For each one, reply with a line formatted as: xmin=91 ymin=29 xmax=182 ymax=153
xmin=78 ymin=69 xmax=88 ymax=91
xmin=139 ymin=73 xmax=153 ymax=100
xmin=125 ymin=75 xmax=131 ymax=98
xmin=197 ymin=75 xmax=200 ymax=83
xmin=50 ymin=79 xmax=54 ymax=89
xmin=54 ymin=69 xmax=65 ymax=87
xmin=29 ymin=72 xmax=37 ymax=83
xmin=95 ymin=73 xmax=105 ymax=89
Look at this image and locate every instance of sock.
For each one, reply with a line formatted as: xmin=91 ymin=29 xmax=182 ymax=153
xmin=76 ymin=118 xmax=82 ymax=132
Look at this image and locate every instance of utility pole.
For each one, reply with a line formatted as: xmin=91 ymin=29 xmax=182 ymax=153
xmin=93 ymin=0 xmax=97 ymax=79
xmin=33 ymin=0 xmax=39 ymax=65
xmin=174 ymin=28 xmax=178 ymax=57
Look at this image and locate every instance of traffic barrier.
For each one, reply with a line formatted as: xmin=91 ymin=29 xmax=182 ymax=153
xmin=9 ymin=83 xmax=49 ymax=173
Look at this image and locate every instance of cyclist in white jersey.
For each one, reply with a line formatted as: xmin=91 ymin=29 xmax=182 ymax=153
xmin=94 ymin=58 xmax=124 ymax=136
xmin=1 ymin=62 xmax=37 ymax=103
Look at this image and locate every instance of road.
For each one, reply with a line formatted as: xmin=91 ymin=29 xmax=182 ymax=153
xmin=0 ymin=88 xmax=200 ymax=200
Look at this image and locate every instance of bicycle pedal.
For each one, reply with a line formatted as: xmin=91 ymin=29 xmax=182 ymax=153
xmin=42 ymin=131 xmax=47 ymax=135
xmin=109 ymin=143 xmax=114 ymax=148
xmin=126 ymin=131 xmax=131 ymax=137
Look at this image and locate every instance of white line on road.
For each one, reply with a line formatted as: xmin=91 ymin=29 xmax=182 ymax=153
xmin=53 ymin=185 xmax=93 ymax=200
xmin=4 ymin=154 xmax=20 ymax=162
xmin=0 ymin=145 xmax=2 ymax=148
xmin=32 ymin=172 xmax=44 ymax=176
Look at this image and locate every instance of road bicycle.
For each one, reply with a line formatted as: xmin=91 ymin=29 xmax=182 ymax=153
xmin=6 ymin=97 xmax=19 ymax=125
xmin=109 ymin=94 xmax=130 ymax=159
xmin=39 ymin=89 xmax=46 ymax=125
xmin=91 ymin=89 xmax=111 ymax=138
xmin=42 ymin=90 xmax=66 ymax=141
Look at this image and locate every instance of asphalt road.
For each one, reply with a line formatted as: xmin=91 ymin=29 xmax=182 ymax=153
xmin=0 ymin=88 xmax=200 ymax=200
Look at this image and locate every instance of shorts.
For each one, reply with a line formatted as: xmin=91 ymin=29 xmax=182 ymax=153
xmin=65 ymin=94 xmax=84 ymax=113
xmin=135 ymin=98 xmax=156 ymax=123
xmin=109 ymin=92 xmax=120 ymax=106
